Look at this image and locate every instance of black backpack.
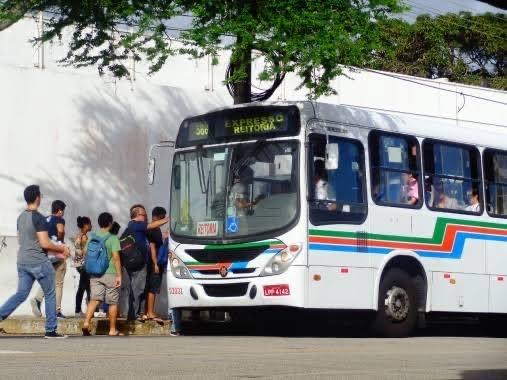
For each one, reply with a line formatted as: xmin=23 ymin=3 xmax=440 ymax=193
xmin=119 ymin=228 xmax=146 ymax=271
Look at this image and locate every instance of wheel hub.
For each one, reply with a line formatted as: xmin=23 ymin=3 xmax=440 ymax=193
xmin=384 ymin=286 xmax=410 ymax=321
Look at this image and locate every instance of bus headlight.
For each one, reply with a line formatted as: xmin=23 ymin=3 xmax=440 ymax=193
xmin=169 ymin=252 xmax=193 ymax=279
xmin=260 ymin=244 xmax=302 ymax=276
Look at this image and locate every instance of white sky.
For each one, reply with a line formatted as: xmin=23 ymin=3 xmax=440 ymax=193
xmin=401 ymin=0 xmax=506 ymax=21
xmin=165 ymin=0 xmax=506 ymax=32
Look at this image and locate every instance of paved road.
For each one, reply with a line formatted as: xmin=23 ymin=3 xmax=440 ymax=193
xmin=0 ymin=333 xmax=506 ymax=380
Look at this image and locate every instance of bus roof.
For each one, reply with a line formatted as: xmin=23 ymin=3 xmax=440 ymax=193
xmin=182 ymin=100 xmax=506 ymax=151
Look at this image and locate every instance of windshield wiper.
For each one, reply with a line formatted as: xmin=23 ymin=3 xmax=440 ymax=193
xmin=229 ymin=139 xmax=266 ymax=177
xmin=196 ymin=145 xmax=210 ymax=194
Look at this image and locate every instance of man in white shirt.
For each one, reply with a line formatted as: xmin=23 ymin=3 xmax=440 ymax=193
xmin=314 ymin=160 xmax=337 ymax=211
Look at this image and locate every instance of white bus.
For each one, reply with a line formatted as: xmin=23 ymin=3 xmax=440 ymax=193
xmin=163 ymin=101 xmax=507 ymax=337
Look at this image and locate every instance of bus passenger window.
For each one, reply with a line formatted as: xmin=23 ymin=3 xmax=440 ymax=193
xmin=369 ymin=131 xmax=422 ymax=208
xmin=484 ymin=149 xmax=507 ymax=218
xmin=309 ymin=134 xmax=367 ymax=225
xmin=423 ymin=140 xmax=482 ymax=214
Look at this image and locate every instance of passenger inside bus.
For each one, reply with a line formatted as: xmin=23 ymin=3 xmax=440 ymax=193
xmin=465 ymin=187 xmax=480 ymax=213
xmin=314 ymin=160 xmax=337 ymax=211
xmin=433 ymin=179 xmax=459 ymax=210
xmin=402 ymin=172 xmax=419 ymax=205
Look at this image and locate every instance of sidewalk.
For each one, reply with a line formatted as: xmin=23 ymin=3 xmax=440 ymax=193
xmin=0 ymin=316 xmax=171 ymax=336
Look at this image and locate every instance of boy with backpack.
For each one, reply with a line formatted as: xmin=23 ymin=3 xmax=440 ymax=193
xmin=82 ymin=212 xmax=123 ymax=336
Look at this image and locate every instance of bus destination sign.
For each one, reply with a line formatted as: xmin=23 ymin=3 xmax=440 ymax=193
xmin=177 ymin=106 xmax=300 ymax=147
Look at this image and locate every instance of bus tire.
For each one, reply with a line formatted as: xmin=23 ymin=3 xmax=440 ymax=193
xmin=372 ymin=268 xmax=418 ymax=338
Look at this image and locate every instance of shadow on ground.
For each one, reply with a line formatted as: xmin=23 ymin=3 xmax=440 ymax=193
xmin=181 ymin=310 xmax=507 ymax=339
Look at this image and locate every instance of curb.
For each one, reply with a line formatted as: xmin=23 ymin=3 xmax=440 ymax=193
xmin=0 ymin=317 xmax=171 ymax=336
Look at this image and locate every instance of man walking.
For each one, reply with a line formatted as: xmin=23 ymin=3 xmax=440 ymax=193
xmin=0 ymin=185 xmax=70 ymax=339
xmin=82 ymin=212 xmax=123 ymax=336
xmin=32 ymin=200 xmax=68 ymax=318
xmin=121 ymin=204 xmax=168 ymax=320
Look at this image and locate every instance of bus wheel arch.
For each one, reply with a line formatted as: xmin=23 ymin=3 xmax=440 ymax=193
xmin=373 ymin=253 xmax=428 ymax=337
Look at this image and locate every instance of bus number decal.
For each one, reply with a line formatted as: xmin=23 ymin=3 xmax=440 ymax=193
xmin=170 ymin=287 xmax=183 ymax=295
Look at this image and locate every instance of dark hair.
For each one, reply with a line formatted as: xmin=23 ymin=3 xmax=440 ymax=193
xmin=110 ymin=221 xmax=121 ymax=235
xmin=470 ymin=188 xmax=479 ymax=198
xmin=77 ymin=216 xmax=91 ymax=229
xmin=24 ymin=185 xmax=41 ymax=204
xmin=130 ymin=204 xmax=145 ymax=219
xmin=152 ymin=206 xmax=167 ymax=218
xmin=51 ymin=200 xmax=66 ymax=214
xmin=98 ymin=212 xmax=113 ymax=228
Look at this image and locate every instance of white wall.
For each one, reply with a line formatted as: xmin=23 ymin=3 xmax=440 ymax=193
xmin=0 ymin=17 xmax=505 ymax=316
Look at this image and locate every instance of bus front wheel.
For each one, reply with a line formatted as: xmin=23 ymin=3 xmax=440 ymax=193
xmin=372 ymin=268 xmax=417 ymax=337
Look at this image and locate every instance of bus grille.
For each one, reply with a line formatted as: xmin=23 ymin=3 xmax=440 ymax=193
xmin=197 ymin=268 xmax=256 ymax=276
xmin=185 ymin=246 xmax=269 ymax=263
xmin=202 ymin=283 xmax=249 ymax=297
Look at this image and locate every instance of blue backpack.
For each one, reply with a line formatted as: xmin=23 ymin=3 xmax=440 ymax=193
xmin=85 ymin=233 xmax=111 ymax=276
xmin=157 ymin=238 xmax=169 ymax=268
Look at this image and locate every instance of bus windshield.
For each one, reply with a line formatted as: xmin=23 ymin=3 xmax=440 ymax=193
xmin=170 ymin=140 xmax=299 ymax=241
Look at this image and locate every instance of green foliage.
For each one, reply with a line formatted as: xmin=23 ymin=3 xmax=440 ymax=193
xmin=0 ymin=0 xmax=404 ymax=100
xmin=371 ymin=12 xmax=506 ymax=90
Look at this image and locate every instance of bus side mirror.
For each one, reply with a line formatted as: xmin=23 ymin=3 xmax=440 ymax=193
xmin=326 ymin=143 xmax=339 ymax=170
xmin=148 ymin=157 xmax=156 ymax=185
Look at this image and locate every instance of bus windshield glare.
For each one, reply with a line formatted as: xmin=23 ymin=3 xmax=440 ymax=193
xmin=170 ymin=140 xmax=299 ymax=241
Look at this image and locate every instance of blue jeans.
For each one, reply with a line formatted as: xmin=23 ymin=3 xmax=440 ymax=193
xmin=170 ymin=308 xmax=182 ymax=333
xmin=0 ymin=261 xmax=57 ymax=333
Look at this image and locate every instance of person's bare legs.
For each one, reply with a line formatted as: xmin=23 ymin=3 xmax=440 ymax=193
xmin=108 ymin=304 xmax=122 ymax=335
xmin=83 ymin=299 xmax=100 ymax=334
xmin=145 ymin=292 xmax=156 ymax=318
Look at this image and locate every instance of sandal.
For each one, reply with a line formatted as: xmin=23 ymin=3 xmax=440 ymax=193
xmin=82 ymin=326 xmax=91 ymax=336
xmin=108 ymin=331 xmax=125 ymax=336
xmin=147 ymin=316 xmax=164 ymax=324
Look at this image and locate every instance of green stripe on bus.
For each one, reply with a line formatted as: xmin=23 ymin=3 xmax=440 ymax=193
xmin=309 ymin=217 xmax=507 ymax=244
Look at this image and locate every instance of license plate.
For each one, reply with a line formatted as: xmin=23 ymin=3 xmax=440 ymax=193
xmin=263 ymin=284 xmax=290 ymax=296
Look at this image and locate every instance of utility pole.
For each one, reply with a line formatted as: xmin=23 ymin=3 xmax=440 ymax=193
xmin=38 ymin=11 xmax=45 ymax=69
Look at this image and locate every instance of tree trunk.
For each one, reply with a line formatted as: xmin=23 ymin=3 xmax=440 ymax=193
xmin=232 ymin=47 xmax=252 ymax=104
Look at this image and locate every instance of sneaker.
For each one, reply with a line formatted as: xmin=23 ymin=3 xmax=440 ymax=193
xmin=56 ymin=312 xmax=67 ymax=319
xmin=94 ymin=311 xmax=106 ymax=318
xmin=44 ymin=331 xmax=68 ymax=339
xmin=170 ymin=331 xmax=181 ymax=337
xmin=30 ymin=298 xmax=42 ymax=318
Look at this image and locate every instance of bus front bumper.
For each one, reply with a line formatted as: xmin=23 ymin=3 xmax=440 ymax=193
xmin=167 ymin=266 xmax=306 ymax=309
